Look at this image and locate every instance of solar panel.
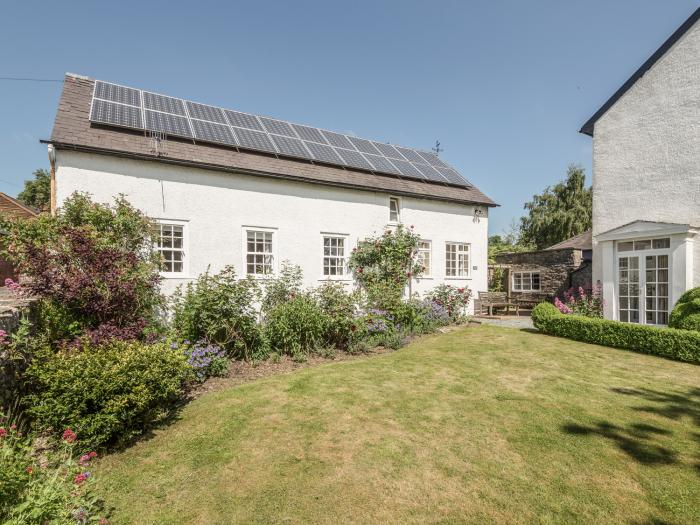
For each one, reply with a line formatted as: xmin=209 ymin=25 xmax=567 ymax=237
xmin=395 ymin=147 xmax=425 ymax=164
xmin=371 ymin=142 xmax=405 ymax=160
xmin=224 ymin=110 xmax=264 ymax=131
xmin=414 ymin=163 xmax=447 ymax=183
xmin=94 ymin=81 xmax=141 ymax=107
xmin=334 ymin=148 xmax=374 ymax=171
xmin=417 ymin=150 xmax=449 ymax=168
xmin=322 ymin=130 xmax=355 ymax=149
xmin=143 ymin=92 xmax=186 ymax=116
xmin=437 ymin=167 xmax=468 ymax=186
xmin=145 ymin=110 xmax=193 ymax=137
xmin=259 ymin=117 xmax=297 ymax=137
xmin=91 ymin=99 xmax=143 ymax=129
xmin=292 ymin=124 xmax=327 ymax=144
xmin=390 ymin=159 xmax=427 ymax=180
xmin=233 ymin=127 xmax=277 ymax=153
xmin=304 ymin=141 xmax=344 ymax=164
xmin=348 ymin=136 xmax=381 ymax=155
xmin=364 ymin=155 xmax=401 ymax=175
xmin=89 ymin=79 xmax=474 ymax=189
xmin=191 ymin=119 xmax=238 ymax=146
xmin=270 ymin=135 xmax=310 ymax=158
xmin=186 ymin=101 xmax=227 ymax=123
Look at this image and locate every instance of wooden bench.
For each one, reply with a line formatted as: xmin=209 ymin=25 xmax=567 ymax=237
xmin=474 ymin=291 xmax=520 ymax=317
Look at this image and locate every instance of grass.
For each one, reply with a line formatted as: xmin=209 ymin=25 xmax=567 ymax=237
xmin=96 ymin=325 xmax=700 ymax=524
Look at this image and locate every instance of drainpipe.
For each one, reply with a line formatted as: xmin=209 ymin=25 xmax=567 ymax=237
xmin=47 ymin=144 xmax=56 ymax=215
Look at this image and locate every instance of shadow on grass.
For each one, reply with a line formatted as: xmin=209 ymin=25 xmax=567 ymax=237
xmin=562 ymin=387 xmax=700 ymax=471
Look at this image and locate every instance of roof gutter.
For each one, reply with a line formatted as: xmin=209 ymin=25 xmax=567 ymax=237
xmin=42 ymin=139 xmax=499 ymax=208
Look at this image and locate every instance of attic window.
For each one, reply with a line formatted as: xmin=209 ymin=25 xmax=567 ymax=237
xmin=389 ymin=197 xmax=400 ymax=223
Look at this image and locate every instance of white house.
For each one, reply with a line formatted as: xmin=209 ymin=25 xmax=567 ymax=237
xmin=580 ymin=7 xmax=700 ymax=324
xmin=46 ymin=74 xmax=495 ymax=307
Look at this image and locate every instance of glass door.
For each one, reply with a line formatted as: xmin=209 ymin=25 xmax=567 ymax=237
xmin=644 ymin=254 xmax=669 ymax=325
xmin=618 ymin=256 xmax=640 ymax=323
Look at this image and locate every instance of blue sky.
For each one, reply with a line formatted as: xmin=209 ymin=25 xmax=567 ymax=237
xmin=0 ymin=0 xmax=697 ymax=234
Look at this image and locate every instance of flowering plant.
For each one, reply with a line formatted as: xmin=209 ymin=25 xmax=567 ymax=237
xmin=0 ymin=416 xmax=107 ymax=523
xmin=554 ymin=283 xmax=603 ymax=318
xmin=348 ymin=225 xmax=424 ymax=311
xmin=426 ymin=284 xmax=473 ymax=322
xmin=183 ymin=341 xmax=229 ymax=381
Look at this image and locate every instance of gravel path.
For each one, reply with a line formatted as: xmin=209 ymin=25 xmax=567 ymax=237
xmin=476 ymin=316 xmax=534 ymax=330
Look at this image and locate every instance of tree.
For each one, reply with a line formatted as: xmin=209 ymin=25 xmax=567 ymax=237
xmin=17 ymin=168 xmax=50 ymax=211
xmin=519 ymin=165 xmax=592 ymax=250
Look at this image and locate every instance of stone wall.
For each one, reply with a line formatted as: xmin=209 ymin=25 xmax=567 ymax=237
xmin=493 ymin=249 xmax=587 ymax=303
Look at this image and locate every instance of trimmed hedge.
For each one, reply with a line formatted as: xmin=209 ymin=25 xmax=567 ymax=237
xmin=669 ymin=287 xmax=700 ymax=332
xmin=531 ymin=302 xmax=700 ymax=364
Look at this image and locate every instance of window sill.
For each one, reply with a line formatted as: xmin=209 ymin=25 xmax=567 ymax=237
xmin=317 ymin=277 xmax=353 ymax=282
xmin=444 ymin=276 xmax=472 ymax=280
xmin=160 ymin=273 xmax=191 ymax=279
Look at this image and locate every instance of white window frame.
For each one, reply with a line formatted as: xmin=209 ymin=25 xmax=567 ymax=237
xmin=389 ymin=197 xmax=401 ymax=224
xmin=416 ymin=239 xmax=432 ymax=278
xmin=242 ymin=226 xmax=277 ymax=278
xmin=445 ymin=242 xmax=470 ymax=278
xmin=154 ymin=219 xmax=188 ymax=278
xmin=321 ymin=233 xmax=350 ymax=280
xmin=512 ymin=271 xmax=541 ymax=292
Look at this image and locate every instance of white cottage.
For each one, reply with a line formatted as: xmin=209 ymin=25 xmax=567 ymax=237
xmin=45 ymin=74 xmax=495 ymax=307
xmin=580 ymin=7 xmax=700 ymax=324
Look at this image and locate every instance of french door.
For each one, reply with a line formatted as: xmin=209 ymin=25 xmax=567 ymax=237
xmin=618 ymin=254 xmax=669 ymax=325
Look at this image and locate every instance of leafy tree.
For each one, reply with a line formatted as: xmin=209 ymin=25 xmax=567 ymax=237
xmin=519 ymin=165 xmax=592 ymax=250
xmin=0 ymin=192 xmax=164 ymax=344
xmin=17 ymin=169 xmax=50 ymax=211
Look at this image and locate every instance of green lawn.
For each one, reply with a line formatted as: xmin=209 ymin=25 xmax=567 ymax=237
xmin=96 ymin=325 xmax=700 ymax=524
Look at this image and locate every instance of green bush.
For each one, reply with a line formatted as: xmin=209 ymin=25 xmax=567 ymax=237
xmin=261 ymin=263 xmax=303 ymax=317
xmin=23 ymin=340 xmax=192 ymax=451
xmin=531 ymin=302 xmax=700 ymax=363
xmin=426 ymin=284 xmax=473 ymax=322
xmin=265 ymin=294 xmax=326 ymax=358
xmin=0 ymin=417 xmax=107 ymax=524
xmin=314 ymin=282 xmax=360 ymax=349
xmin=171 ymin=266 xmax=267 ymax=360
xmin=669 ymin=287 xmax=700 ymax=332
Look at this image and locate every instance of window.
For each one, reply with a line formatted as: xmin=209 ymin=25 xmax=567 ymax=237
xmin=389 ymin=197 xmax=400 ymax=223
xmin=512 ymin=272 xmax=541 ymax=292
xmin=323 ymin=235 xmax=347 ymax=276
xmin=618 ymin=238 xmax=670 ymax=252
xmin=445 ymin=242 xmax=470 ymax=277
xmin=416 ymin=240 xmax=431 ymax=276
xmin=155 ymin=222 xmax=185 ymax=274
xmin=246 ymin=229 xmax=274 ymax=276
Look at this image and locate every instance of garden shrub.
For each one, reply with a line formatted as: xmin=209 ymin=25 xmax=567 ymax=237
xmin=349 ymin=225 xmax=424 ymax=311
xmin=0 ymin=418 xmax=107 ymax=524
xmin=261 ymin=262 xmax=303 ymax=317
xmin=265 ymin=294 xmax=326 ymax=358
xmin=531 ymin=302 xmax=700 ymax=363
xmin=314 ymin=281 xmax=360 ymax=349
xmin=669 ymin=287 xmax=700 ymax=332
xmin=23 ymin=340 xmax=192 ymax=451
xmin=0 ymin=192 xmax=164 ymax=345
xmin=426 ymin=284 xmax=472 ymax=322
xmin=553 ymin=283 xmax=603 ymax=318
xmin=171 ymin=266 xmax=267 ymax=360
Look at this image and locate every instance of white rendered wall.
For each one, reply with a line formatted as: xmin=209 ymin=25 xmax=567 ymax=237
xmin=591 ymin=20 xmax=700 ymax=309
xmin=55 ymin=151 xmax=488 ymax=311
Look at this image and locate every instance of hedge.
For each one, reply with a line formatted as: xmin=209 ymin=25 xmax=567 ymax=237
xmin=531 ymin=302 xmax=700 ymax=364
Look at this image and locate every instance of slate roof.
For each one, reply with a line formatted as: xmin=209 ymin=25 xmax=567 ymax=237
xmin=580 ymin=7 xmax=700 ymax=136
xmin=48 ymin=74 xmax=496 ymax=207
xmin=545 ymin=230 xmax=592 ymax=251
xmin=0 ymin=193 xmax=39 ymax=219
